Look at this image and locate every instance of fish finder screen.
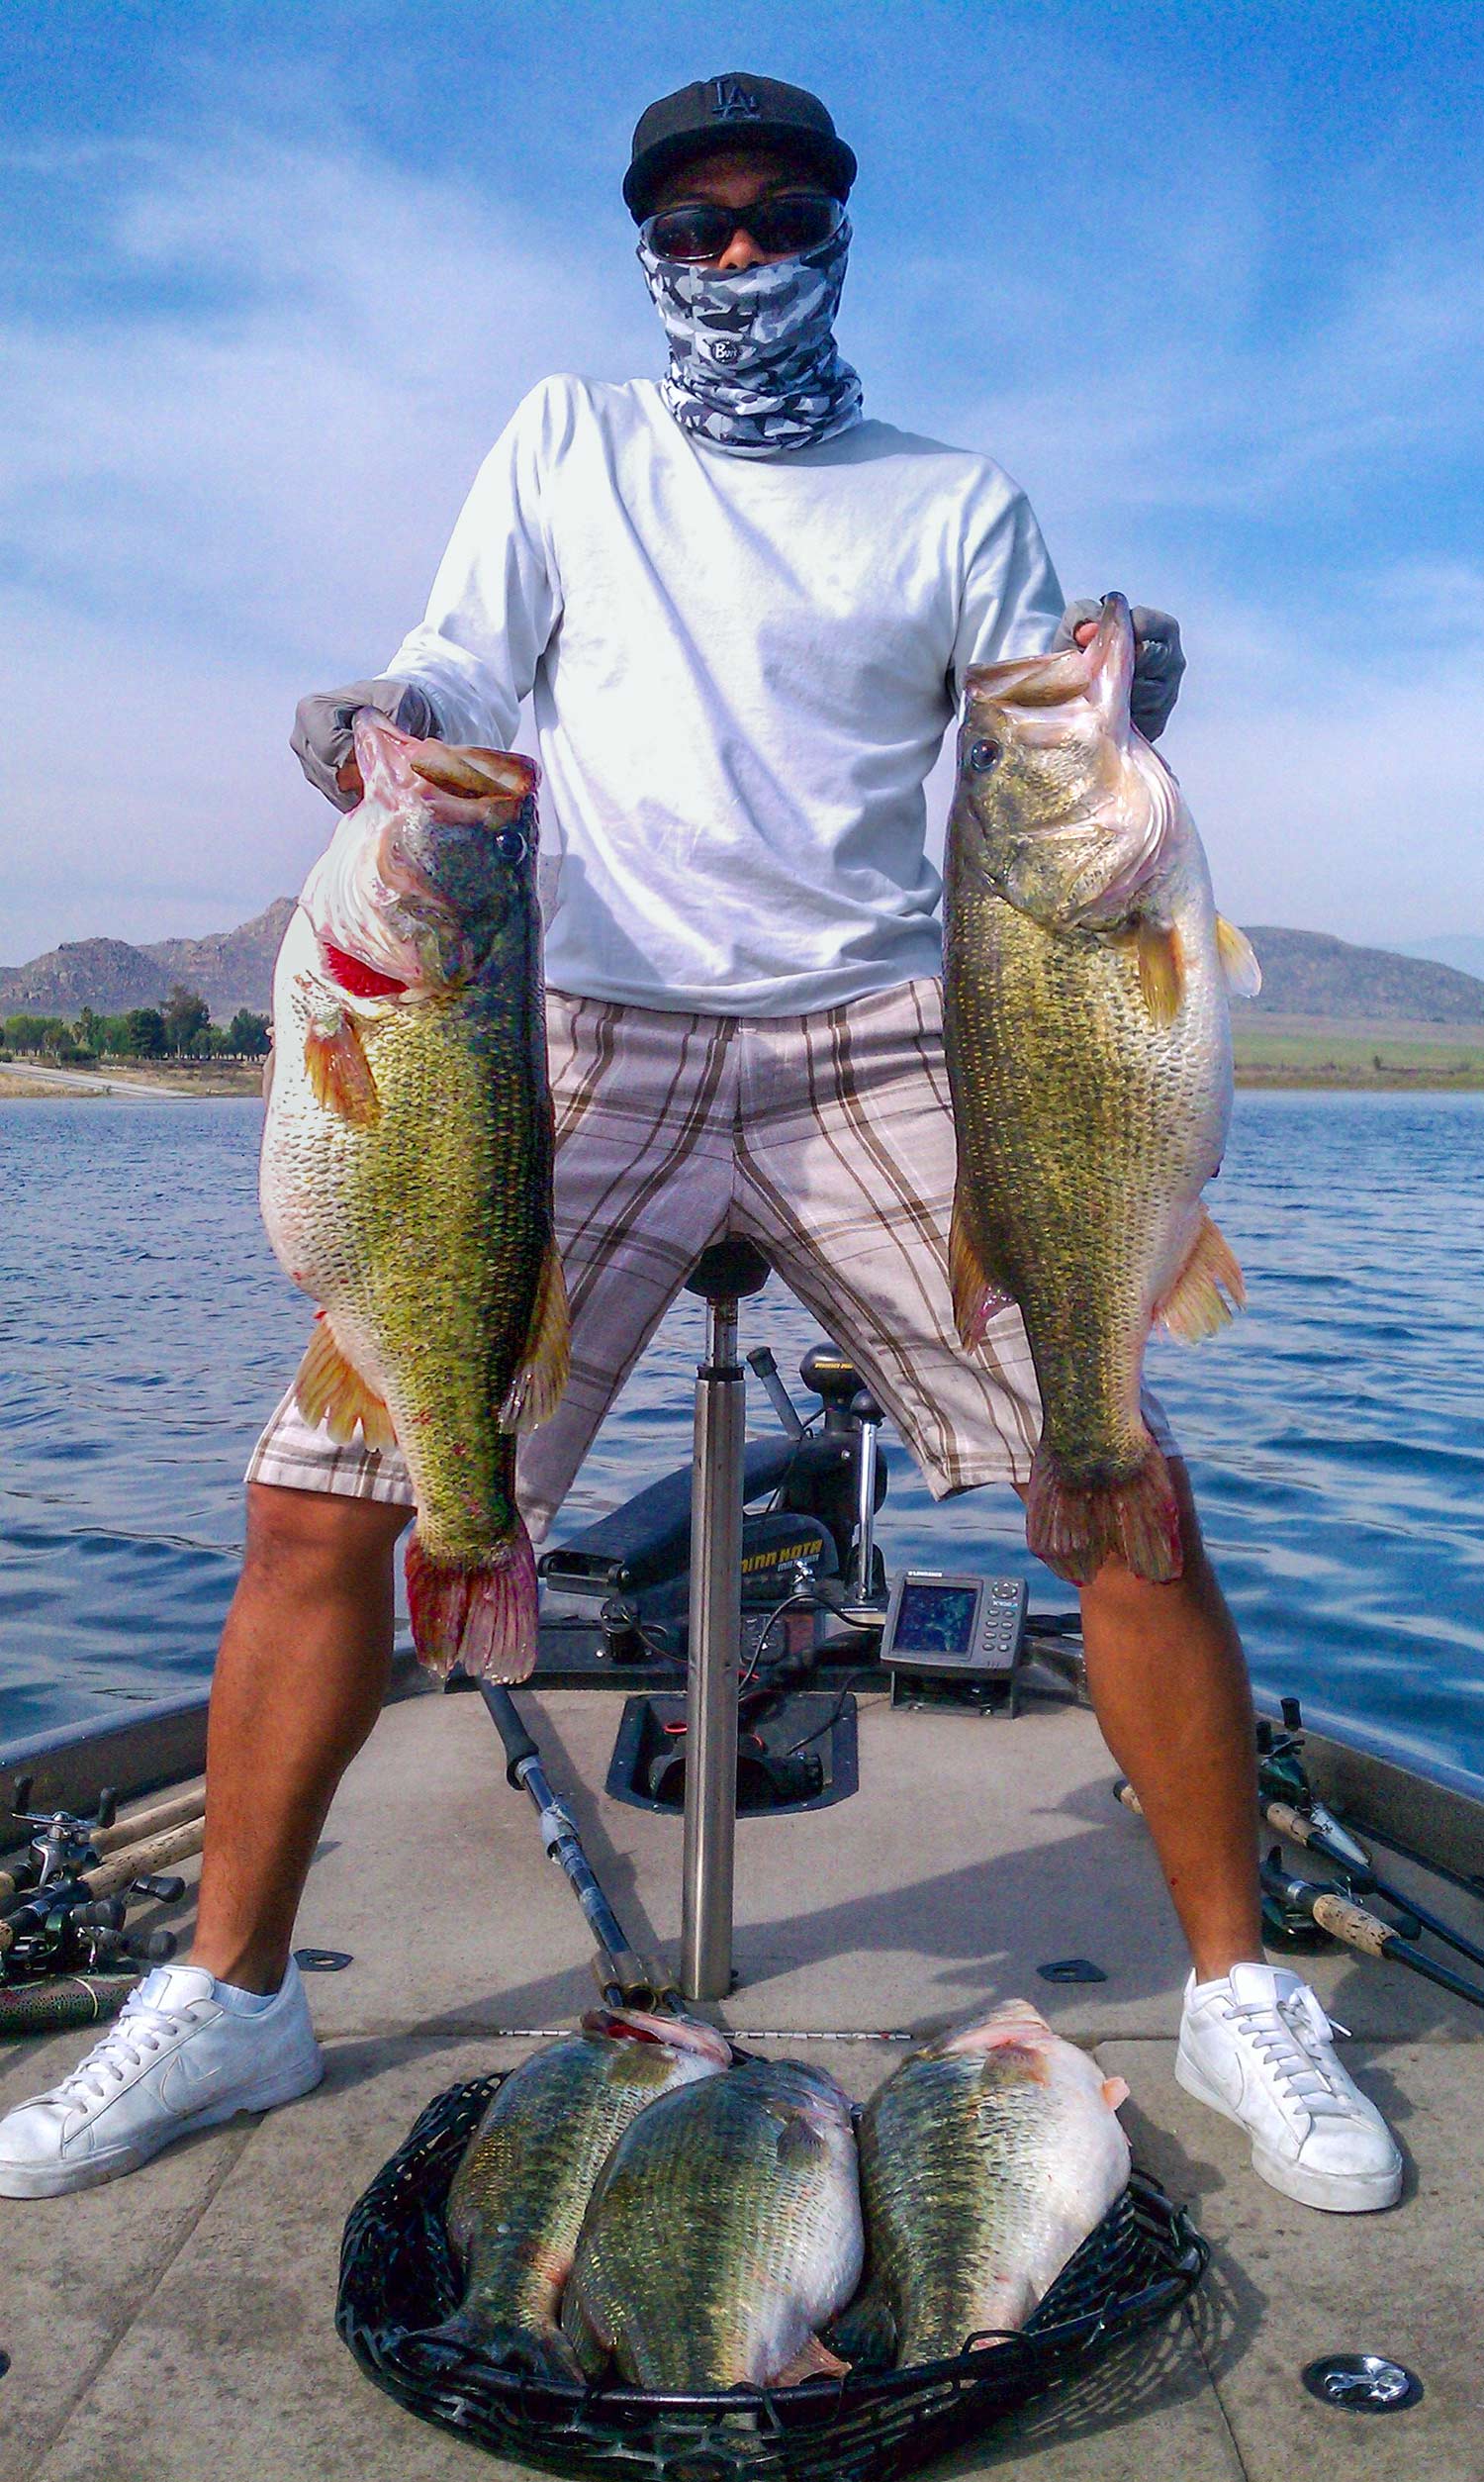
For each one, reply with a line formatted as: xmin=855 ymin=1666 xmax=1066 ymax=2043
xmin=893 ymin=1581 xmax=977 ymax=1656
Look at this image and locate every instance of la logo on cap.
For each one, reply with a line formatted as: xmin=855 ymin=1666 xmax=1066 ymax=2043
xmin=710 ymin=76 xmax=761 ymax=121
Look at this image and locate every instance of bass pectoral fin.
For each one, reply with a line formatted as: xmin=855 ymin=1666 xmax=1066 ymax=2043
xmin=775 ymin=2112 xmax=830 ymax=2166
xmin=1128 ymin=921 xmax=1184 ymax=1026
xmin=1158 ymin=1207 xmax=1246 ymax=1340
xmin=498 ymin=1239 xmax=572 ymax=1431
xmin=304 ymin=1009 xmax=379 ymax=1126
xmin=559 ymin=2274 xmax=614 ymax=2380
xmin=949 ymin=1192 xmax=1016 ymax=1349
xmin=293 ymin=1314 xmax=397 ymax=1449
xmin=773 ymin=2333 xmax=851 ymax=2387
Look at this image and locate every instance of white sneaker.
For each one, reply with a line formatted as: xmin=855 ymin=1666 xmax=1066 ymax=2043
xmin=0 ymin=1958 xmax=324 ymax=2198
xmin=1175 ymin=1960 xmax=1402 ymax=2212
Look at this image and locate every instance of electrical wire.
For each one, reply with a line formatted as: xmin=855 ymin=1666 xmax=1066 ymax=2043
xmin=783 ymin=1670 xmax=878 ymax=1758
xmin=738 ymin=1583 xmax=817 ymax=1691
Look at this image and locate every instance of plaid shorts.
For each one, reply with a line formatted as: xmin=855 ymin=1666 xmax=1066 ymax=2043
xmin=246 ymin=977 xmax=1174 ymax=1538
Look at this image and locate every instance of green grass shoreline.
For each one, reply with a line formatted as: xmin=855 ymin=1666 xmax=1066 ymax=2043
xmin=6 ymin=1030 xmax=1484 ymax=1099
xmin=1235 ymin=1067 xmax=1484 ymax=1090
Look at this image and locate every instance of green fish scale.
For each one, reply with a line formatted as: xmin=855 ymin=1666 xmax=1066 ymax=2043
xmin=570 ymin=2061 xmax=856 ymax=2390
xmin=944 ymin=883 xmax=1227 ymax=1481
xmin=448 ymin=2035 xmax=700 ymax=2341
xmin=266 ymin=919 xmax=550 ymax=1565
xmin=859 ymin=2049 xmax=1073 ymax=2361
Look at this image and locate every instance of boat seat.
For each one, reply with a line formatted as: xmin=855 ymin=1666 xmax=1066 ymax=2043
xmin=685 ymin=1237 xmax=772 ymax=1302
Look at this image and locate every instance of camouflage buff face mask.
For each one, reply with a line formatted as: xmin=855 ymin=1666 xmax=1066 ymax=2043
xmin=637 ymin=218 xmax=863 ymax=458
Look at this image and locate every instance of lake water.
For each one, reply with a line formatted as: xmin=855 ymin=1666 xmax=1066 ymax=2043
xmin=2 ymin=1093 xmax=1481 ymax=1786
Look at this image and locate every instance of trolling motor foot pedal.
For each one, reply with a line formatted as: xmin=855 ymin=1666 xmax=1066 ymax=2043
xmin=605 ymin=1691 xmax=859 ymax=1817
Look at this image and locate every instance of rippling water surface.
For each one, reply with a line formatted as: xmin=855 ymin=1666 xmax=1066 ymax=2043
xmin=2 ymin=1093 xmax=1481 ymax=1782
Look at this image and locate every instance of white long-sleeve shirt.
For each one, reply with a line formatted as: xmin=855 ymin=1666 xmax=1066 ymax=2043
xmin=388 ymin=376 xmax=1062 ymax=1015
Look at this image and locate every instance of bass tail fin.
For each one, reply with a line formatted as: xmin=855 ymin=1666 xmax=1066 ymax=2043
xmin=405 ymin=1520 xmax=538 ymax=1682
xmin=403 ymin=2309 xmax=582 ymax=2384
xmin=1026 ymin=1436 xmax=1183 ymax=1585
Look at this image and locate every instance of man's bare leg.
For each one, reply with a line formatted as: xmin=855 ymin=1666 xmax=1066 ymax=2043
xmin=191 ymin=1483 xmax=411 ymax=1993
xmin=1072 ymin=1459 xmax=1263 ymax=1980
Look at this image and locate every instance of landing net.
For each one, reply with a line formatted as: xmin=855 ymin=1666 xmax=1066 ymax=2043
xmin=337 ymin=2073 xmax=1208 ymax=2480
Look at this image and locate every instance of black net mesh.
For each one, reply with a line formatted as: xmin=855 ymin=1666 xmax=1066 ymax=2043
xmin=337 ymin=2075 xmax=1208 ymax=2482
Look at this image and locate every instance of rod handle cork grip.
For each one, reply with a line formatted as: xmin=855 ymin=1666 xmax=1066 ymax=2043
xmin=1311 ymin=1891 xmax=1394 ymax=1958
xmin=1264 ymin=1800 xmax=1317 ymax=1847
xmin=92 ymin=1789 xmax=205 ymax=1858
xmin=82 ymin=1819 xmax=205 ymax=1902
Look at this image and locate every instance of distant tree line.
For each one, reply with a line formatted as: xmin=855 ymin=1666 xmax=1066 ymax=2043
xmin=1 ymin=983 xmax=269 ymax=1065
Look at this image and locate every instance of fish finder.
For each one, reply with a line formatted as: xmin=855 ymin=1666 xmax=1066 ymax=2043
xmin=881 ymin=1570 xmax=1029 ymax=1712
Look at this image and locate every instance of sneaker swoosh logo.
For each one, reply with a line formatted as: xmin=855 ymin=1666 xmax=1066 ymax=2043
xmin=156 ymin=2042 xmax=248 ymax=2118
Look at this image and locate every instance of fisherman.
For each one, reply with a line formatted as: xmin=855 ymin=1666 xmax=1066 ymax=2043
xmin=0 ymin=73 xmax=1401 ymax=2214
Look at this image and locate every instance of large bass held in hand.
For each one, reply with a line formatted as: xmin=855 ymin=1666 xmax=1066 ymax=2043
xmin=943 ymin=593 xmax=1260 ymax=1585
xmin=259 ymin=714 xmax=568 ymax=1680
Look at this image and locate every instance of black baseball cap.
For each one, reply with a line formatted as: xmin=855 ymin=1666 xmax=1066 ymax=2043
xmin=624 ymin=73 xmax=857 ymax=223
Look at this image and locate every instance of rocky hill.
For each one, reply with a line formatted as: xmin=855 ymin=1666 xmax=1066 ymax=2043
xmin=140 ymin=900 xmax=296 ymax=1018
xmin=0 ymin=900 xmax=295 ymax=1021
xmin=0 ymin=938 xmax=170 ymax=1016
xmin=1239 ymin=926 xmax=1484 ymax=1023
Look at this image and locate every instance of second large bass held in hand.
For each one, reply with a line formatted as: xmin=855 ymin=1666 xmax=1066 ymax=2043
xmin=943 ymin=592 xmax=1260 ymax=1586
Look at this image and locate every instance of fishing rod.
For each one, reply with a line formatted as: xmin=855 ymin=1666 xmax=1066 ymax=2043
xmin=1250 ymin=1697 xmax=1484 ymax=1969
xmin=1116 ymin=1686 xmax=1484 ymax=1974
xmin=1 ymin=1783 xmax=202 ymax=1989
xmin=1259 ymin=1855 xmax=1484 ymax=2012
xmin=479 ymin=1683 xmax=681 ymax=2014
xmin=1112 ymin=1774 xmax=1484 ymax=2010
xmin=2 ymin=1779 xmax=205 ymax=1914
xmin=1260 ymin=1795 xmax=1484 ymax=1973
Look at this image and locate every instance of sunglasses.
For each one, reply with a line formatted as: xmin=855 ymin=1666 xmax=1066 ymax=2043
xmin=641 ymin=191 xmax=843 ymax=265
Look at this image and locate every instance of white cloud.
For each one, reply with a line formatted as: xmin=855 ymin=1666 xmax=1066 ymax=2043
xmin=0 ymin=129 xmax=659 ymax=958
xmin=1172 ymin=599 xmax=1484 ymax=944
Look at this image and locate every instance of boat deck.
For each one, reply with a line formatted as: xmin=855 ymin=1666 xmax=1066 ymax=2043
xmin=2 ymin=1678 xmax=1480 ymax=2482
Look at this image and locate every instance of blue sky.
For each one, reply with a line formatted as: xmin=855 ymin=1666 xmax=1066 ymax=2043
xmin=1 ymin=0 xmax=1480 ymax=960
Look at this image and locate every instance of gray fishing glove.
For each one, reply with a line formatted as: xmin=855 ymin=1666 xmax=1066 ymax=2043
xmin=290 ymin=677 xmax=442 ymax=809
xmin=1055 ymin=599 xmax=1186 ymax=741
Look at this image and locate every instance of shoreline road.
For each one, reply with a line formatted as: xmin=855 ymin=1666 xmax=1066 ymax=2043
xmin=0 ymin=1059 xmax=195 ymax=1098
